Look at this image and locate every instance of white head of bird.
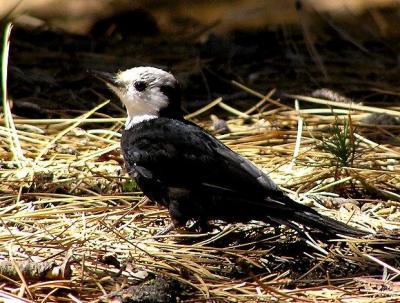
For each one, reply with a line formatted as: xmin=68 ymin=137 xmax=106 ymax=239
xmin=97 ymin=66 xmax=179 ymax=129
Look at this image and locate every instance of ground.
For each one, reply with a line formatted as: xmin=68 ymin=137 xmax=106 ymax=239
xmin=1 ymin=2 xmax=400 ymax=302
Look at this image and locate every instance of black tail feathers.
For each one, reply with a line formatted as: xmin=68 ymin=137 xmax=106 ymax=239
xmin=291 ymin=210 xmax=368 ymax=238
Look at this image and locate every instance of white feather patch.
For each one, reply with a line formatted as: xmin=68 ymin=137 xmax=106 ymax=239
xmin=125 ymin=114 xmax=157 ymax=129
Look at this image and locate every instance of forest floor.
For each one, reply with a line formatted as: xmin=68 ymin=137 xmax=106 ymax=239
xmin=1 ymin=5 xmax=400 ymax=302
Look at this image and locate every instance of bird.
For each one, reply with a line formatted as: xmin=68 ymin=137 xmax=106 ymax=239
xmin=95 ymin=66 xmax=367 ymax=238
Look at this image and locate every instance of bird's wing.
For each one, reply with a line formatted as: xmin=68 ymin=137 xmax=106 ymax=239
xmin=122 ymin=118 xmax=283 ymax=199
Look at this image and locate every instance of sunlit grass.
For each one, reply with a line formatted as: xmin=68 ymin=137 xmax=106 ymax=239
xmin=2 ymin=22 xmax=25 ymax=167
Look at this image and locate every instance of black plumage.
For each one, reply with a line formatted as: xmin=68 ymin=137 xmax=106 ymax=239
xmin=121 ymin=118 xmax=365 ymax=237
xmin=99 ymin=66 xmax=367 ymax=238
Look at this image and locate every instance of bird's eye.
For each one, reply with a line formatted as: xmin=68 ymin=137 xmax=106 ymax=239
xmin=134 ymin=81 xmax=147 ymax=92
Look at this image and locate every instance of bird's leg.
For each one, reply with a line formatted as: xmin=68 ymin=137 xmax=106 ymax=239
xmin=186 ymin=219 xmax=220 ymax=233
xmin=155 ymin=200 xmax=190 ymax=236
xmin=155 ymin=205 xmax=187 ymax=235
xmin=157 ymin=223 xmax=176 ymax=235
xmin=156 ymin=219 xmax=213 ymax=235
xmin=168 ymin=199 xmax=190 ymax=225
xmin=155 ymin=215 xmax=183 ymax=236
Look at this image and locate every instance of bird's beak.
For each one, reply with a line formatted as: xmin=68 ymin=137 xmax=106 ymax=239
xmin=92 ymin=71 xmax=118 ymax=86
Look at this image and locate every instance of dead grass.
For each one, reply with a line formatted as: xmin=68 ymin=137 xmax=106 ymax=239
xmin=1 ymin=79 xmax=400 ymax=301
xmin=1 ymin=10 xmax=400 ymax=300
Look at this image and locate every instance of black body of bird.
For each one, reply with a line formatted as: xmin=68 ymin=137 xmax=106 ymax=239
xmin=97 ymin=66 xmax=367 ymax=238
